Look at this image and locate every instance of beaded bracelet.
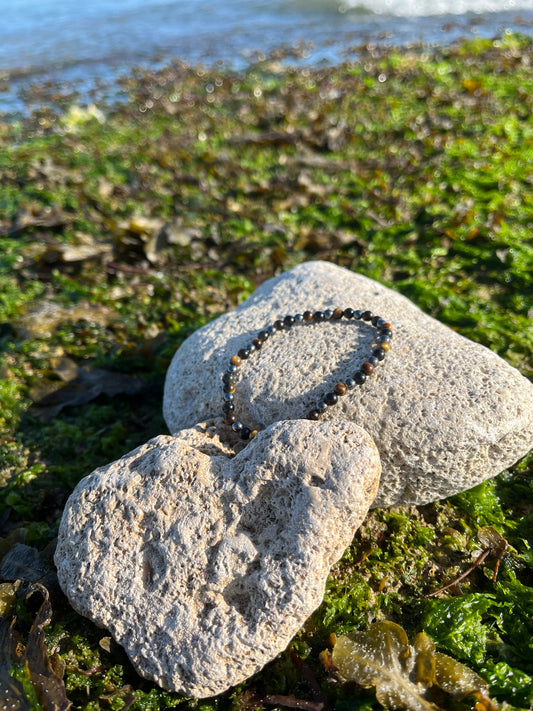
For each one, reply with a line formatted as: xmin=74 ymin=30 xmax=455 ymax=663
xmin=221 ymin=307 xmax=393 ymax=441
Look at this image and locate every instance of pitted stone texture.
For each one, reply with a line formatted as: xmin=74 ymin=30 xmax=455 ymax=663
xmin=163 ymin=261 xmax=533 ymax=508
xmin=55 ymin=419 xmax=380 ymax=698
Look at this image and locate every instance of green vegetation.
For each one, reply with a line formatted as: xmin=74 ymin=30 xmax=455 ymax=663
xmin=0 ymin=32 xmax=532 ymax=711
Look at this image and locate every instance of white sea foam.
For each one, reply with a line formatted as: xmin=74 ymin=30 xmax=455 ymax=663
xmin=340 ymin=0 xmax=533 ymax=16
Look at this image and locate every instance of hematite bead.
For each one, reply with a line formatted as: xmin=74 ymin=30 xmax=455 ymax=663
xmin=379 ymin=335 xmax=391 ymax=344
xmin=240 ymin=427 xmax=252 ymax=440
xmin=252 ymin=337 xmax=263 ymax=349
xmin=225 ymin=412 xmax=237 ymax=425
xmin=237 ymin=347 xmax=251 ymax=360
xmin=313 ymin=311 xmax=325 ymax=322
xmin=303 ymin=310 xmax=313 ymax=322
xmin=361 ymin=310 xmax=373 ymax=321
xmin=316 ymin=400 xmax=328 ymax=412
xmin=294 ymin=313 xmax=304 ymax=322
xmin=223 ymin=392 xmax=235 ymax=402
xmin=324 ymin=392 xmax=338 ymax=405
xmin=334 ymin=382 xmax=348 ymax=396
xmin=222 ymin=401 xmax=235 ymax=412
xmin=374 ymin=347 xmax=387 ymax=361
xmin=343 ymin=307 xmax=355 ymax=319
xmin=223 ymin=382 xmax=236 ymax=393
xmin=376 ymin=318 xmax=387 ymax=328
xmin=324 ymin=309 xmax=333 ymax=320
xmin=231 ymin=420 xmax=244 ymax=432
xmin=368 ymin=356 xmax=379 ymax=367
xmin=333 ymin=307 xmax=344 ymax=320
xmin=258 ymin=329 xmax=270 ymax=341
xmin=284 ymin=315 xmax=295 ymax=327
xmin=353 ymin=309 xmax=363 ymax=319
xmin=227 ymin=364 xmax=238 ymax=373
xmin=307 ymin=409 xmax=320 ymax=421
xmin=354 ymin=371 xmax=367 ymax=385
xmin=274 ymin=319 xmax=284 ymax=331
xmin=345 ymin=377 xmax=356 ymax=389
xmin=362 ymin=362 xmax=375 ymax=375
xmin=267 ymin=325 xmax=276 ymax=335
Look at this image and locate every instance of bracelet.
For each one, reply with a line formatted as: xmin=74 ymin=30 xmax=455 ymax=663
xmin=221 ymin=307 xmax=393 ymax=441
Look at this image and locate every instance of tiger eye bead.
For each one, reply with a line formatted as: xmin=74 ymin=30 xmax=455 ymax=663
xmin=230 ymin=355 xmax=242 ymax=367
xmin=274 ymin=319 xmax=284 ymax=331
xmin=252 ymin=337 xmax=263 ymax=349
xmin=334 ymin=382 xmax=348 ymax=396
xmin=223 ymin=382 xmax=236 ymax=393
xmin=382 ymin=322 xmax=393 ymax=331
xmin=333 ymin=307 xmax=344 ymax=319
xmin=224 ymin=412 xmax=237 ymax=425
xmin=381 ymin=341 xmax=391 ymax=352
xmin=303 ymin=310 xmax=313 ymax=322
xmin=362 ymin=362 xmax=375 ymax=375
xmin=250 ymin=429 xmax=259 ymax=439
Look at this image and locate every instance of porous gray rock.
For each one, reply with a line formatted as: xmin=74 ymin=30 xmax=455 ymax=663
xmin=55 ymin=419 xmax=380 ymax=698
xmin=163 ymin=261 xmax=533 ymax=507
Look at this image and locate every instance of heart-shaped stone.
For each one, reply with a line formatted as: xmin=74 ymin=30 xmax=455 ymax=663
xmin=55 ymin=419 xmax=380 ymax=698
xmin=163 ymin=261 xmax=533 ymax=507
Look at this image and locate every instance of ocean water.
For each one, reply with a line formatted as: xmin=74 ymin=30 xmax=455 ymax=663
xmin=1 ymin=0 xmax=533 ymax=114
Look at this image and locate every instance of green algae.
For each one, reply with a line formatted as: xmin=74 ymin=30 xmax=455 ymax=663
xmin=0 ymin=33 xmax=532 ymax=711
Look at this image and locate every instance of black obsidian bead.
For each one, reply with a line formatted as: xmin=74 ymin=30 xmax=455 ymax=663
xmin=222 ymin=371 xmax=236 ymax=384
xmin=354 ymin=371 xmax=367 ymax=385
xmin=324 ymin=392 xmax=338 ymax=405
xmin=368 ymin=356 xmax=379 ymax=367
xmin=316 ymin=400 xmax=328 ymax=412
xmin=237 ymin=347 xmax=251 ymax=360
xmin=381 ymin=328 xmax=393 ymax=338
xmin=343 ymin=307 xmax=355 ymax=319
xmin=307 ymin=409 xmax=320 ymax=421
xmin=274 ymin=319 xmax=284 ymax=331
xmin=374 ymin=347 xmax=387 ymax=361
xmin=361 ymin=310 xmax=373 ymax=321
xmin=313 ymin=311 xmax=325 ymax=322
xmin=371 ymin=315 xmax=382 ymax=326
xmin=240 ymin=427 xmax=252 ymax=440
xmin=284 ymin=315 xmax=295 ymax=327
xmin=231 ymin=420 xmax=244 ymax=432
xmin=222 ymin=401 xmax=235 ymax=412
xmin=258 ymin=329 xmax=269 ymax=341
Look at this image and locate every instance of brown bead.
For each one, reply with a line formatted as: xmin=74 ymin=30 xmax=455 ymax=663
xmin=223 ymin=382 xmax=236 ymax=393
xmin=362 ymin=362 xmax=374 ymax=375
xmin=224 ymin=412 xmax=237 ymax=424
xmin=381 ymin=342 xmax=391 ymax=352
xmin=252 ymin=337 xmax=263 ymax=349
xmin=334 ymin=382 xmax=348 ymax=396
xmin=230 ymin=355 xmax=242 ymax=367
xmin=303 ymin=310 xmax=313 ymax=322
xmin=382 ymin=322 xmax=393 ymax=331
xmin=333 ymin=307 xmax=344 ymax=319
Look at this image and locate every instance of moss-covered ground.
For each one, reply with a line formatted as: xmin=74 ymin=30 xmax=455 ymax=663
xmin=0 ymin=32 xmax=532 ymax=711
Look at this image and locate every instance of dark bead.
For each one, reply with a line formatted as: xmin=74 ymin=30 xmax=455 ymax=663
xmin=353 ymin=309 xmax=363 ymax=319
xmin=258 ymin=329 xmax=269 ymax=341
xmin=225 ymin=412 xmax=237 ymax=425
xmin=324 ymin=309 xmax=333 ymax=320
xmin=374 ymin=348 xmax=387 ymax=361
xmin=313 ymin=311 xmax=325 ymax=322
xmin=303 ymin=310 xmax=313 ymax=322
xmin=274 ymin=319 xmax=284 ymax=331
xmin=316 ymin=400 xmax=328 ymax=412
xmin=252 ymin=337 xmax=263 ymax=349
xmin=333 ymin=307 xmax=344 ymax=320
xmin=283 ymin=315 xmax=295 ymax=327
xmin=381 ymin=328 xmax=393 ymax=338
xmin=237 ymin=348 xmax=251 ymax=360
xmin=231 ymin=420 xmax=244 ymax=432
xmin=324 ymin=392 xmax=338 ymax=406
xmin=354 ymin=371 xmax=367 ymax=385
xmin=266 ymin=325 xmax=276 ymax=335
xmin=222 ymin=401 xmax=235 ymax=412
xmin=222 ymin=371 xmax=236 ymax=384
xmin=223 ymin=382 xmax=236 ymax=393
xmin=368 ymin=356 xmax=379 ymax=367
xmin=371 ymin=315 xmax=382 ymax=326
xmin=240 ymin=427 xmax=252 ymax=440
xmin=379 ymin=335 xmax=391 ymax=344
xmin=294 ymin=313 xmax=304 ymax=322
xmin=334 ymin=382 xmax=348 ymax=396
xmin=343 ymin=307 xmax=355 ymax=319
xmin=362 ymin=362 xmax=375 ymax=375
xmin=376 ymin=318 xmax=387 ymax=328
xmin=361 ymin=310 xmax=373 ymax=321
xmin=307 ymin=409 xmax=321 ymax=421
xmin=227 ymin=364 xmax=238 ymax=373
xmin=345 ymin=377 xmax=356 ymax=389
xmin=223 ymin=392 xmax=235 ymax=402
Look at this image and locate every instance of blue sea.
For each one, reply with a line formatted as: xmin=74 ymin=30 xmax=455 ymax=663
xmin=2 ymin=0 xmax=533 ymax=114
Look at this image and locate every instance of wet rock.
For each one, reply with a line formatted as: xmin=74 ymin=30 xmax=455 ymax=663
xmin=163 ymin=261 xmax=533 ymax=507
xmin=55 ymin=419 xmax=380 ymax=697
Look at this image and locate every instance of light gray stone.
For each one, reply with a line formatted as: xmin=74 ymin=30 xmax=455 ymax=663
xmin=163 ymin=261 xmax=533 ymax=507
xmin=54 ymin=419 xmax=380 ymax=698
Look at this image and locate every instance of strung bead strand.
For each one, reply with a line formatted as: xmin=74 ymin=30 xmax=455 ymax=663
xmin=222 ymin=307 xmax=393 ymax=441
